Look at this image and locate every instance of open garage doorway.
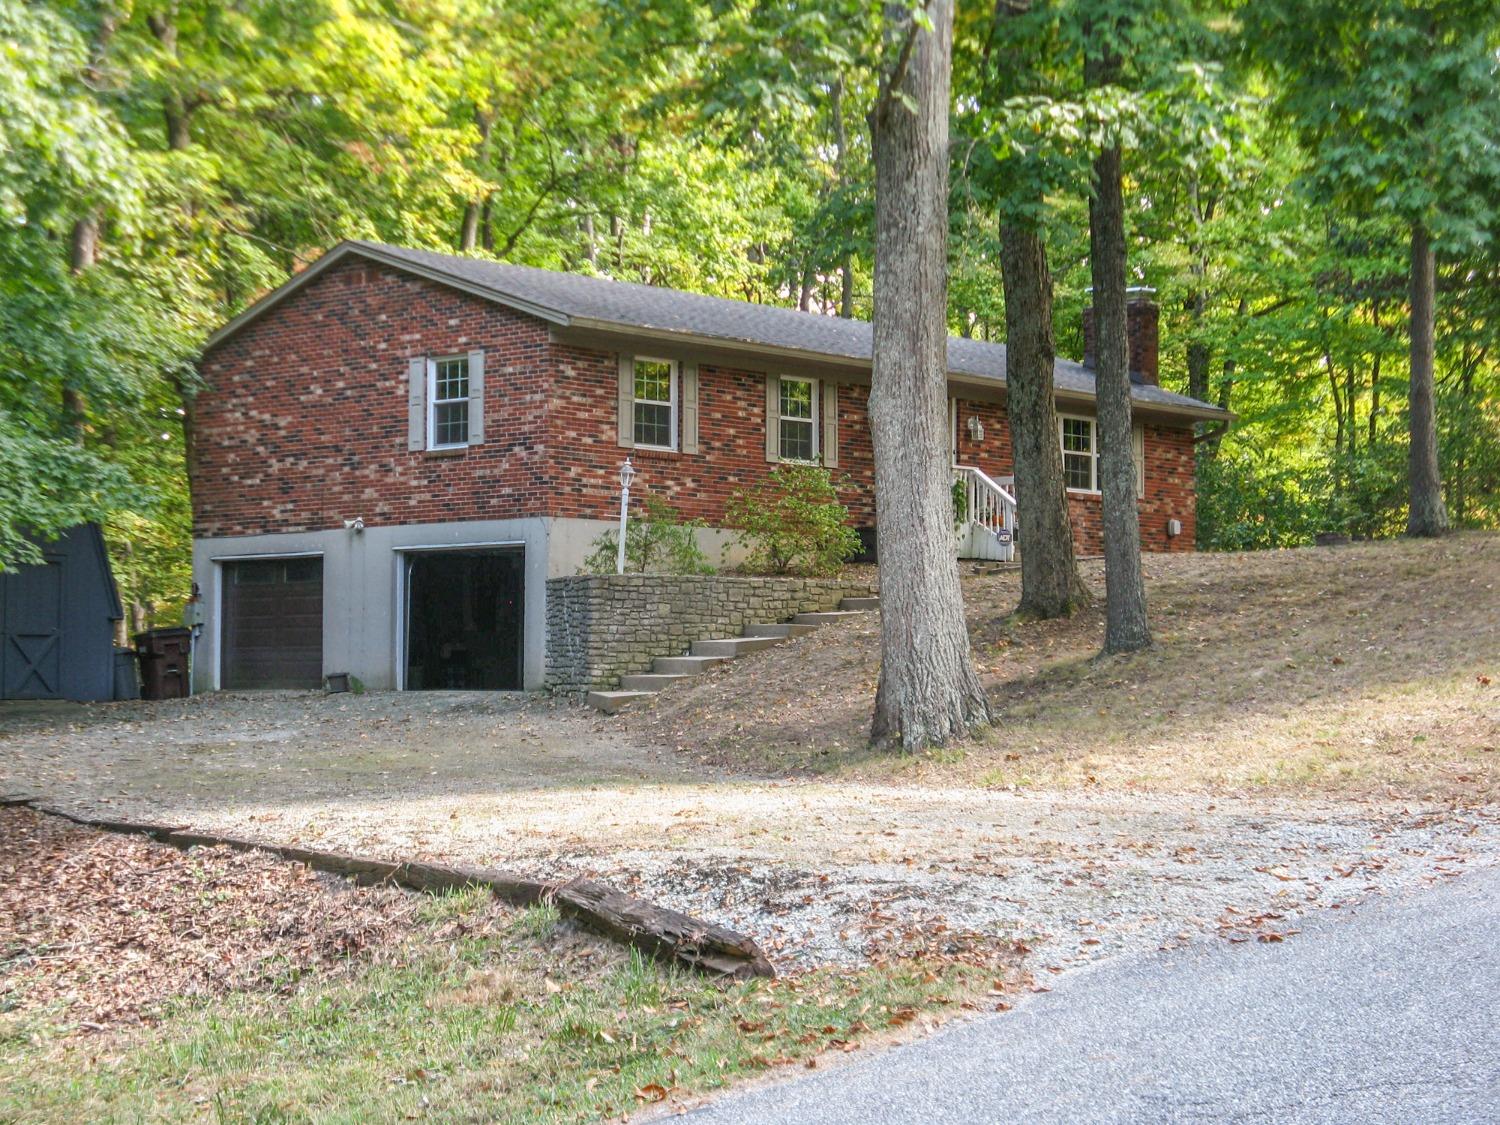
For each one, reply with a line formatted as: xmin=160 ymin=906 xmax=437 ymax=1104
xmin=403 ymin=548 xmax=524 ymax=691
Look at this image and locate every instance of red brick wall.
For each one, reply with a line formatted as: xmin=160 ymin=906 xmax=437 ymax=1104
xmin=548 ymin=355 xmax=785 ymax=522
xmin=195 ymin=257 xmax=555 ymax=537
xmin=194 ymin=259 xmax=1197 ymax=553
xmin=1063 ymin=424 xmax=1195 ymax=554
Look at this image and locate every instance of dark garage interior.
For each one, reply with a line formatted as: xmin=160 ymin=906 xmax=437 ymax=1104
xmin=405 ymin=549 xmax=523 ymax=691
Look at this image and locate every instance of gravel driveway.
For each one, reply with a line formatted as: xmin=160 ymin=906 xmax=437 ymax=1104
xmin=3 ymin=692 xmax=1495 ymax=973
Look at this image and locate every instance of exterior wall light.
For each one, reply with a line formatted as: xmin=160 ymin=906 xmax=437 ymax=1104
xmin=616 ymin=458 xmax=636 ymax=574
xmin=967 ymin=415 xmax=985 ymax=442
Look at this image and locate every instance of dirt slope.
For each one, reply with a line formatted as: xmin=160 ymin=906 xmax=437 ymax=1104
xmin=627 ymin=534 xmax=1499 ymax=801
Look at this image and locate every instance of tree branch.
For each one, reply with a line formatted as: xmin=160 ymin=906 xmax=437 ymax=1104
xmin=874 ymin=1 xmax=934 ymax=125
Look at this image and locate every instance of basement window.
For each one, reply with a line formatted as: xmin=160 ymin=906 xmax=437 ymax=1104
xmin=428 ymin=356 xmax=470 ymax=449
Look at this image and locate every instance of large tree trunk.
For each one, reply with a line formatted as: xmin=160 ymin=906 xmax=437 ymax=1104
xmin=868 ymin=0 xmax=991 ymax=751
xmin=1406 ymin=223 xmax=1448 ymax=537
xmin=999 ymin=221 xmax=1088 ymax=618
xmin=1085 ymin=27 xmax=1151 ymax=654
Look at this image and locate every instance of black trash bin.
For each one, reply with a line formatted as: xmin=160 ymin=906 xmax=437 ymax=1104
xmin=113 ymin=647 xmax=141 ymax=701
xmin=135 ymin=627 xmax=192 ymax=700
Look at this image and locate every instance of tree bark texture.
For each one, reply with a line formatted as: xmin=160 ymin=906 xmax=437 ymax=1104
xmin=1406 ymin=223 xmax=1449 ymax=537
xmin=868 ymin=0 xmax=992 ymax=751
xmin=1085 ymin=32 xmax=1151 ymax=653
xmin=999 ymin=221 xmax=1088 ymax=618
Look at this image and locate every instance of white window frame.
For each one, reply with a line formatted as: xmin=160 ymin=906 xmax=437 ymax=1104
xmin=632 ymin=356 xmax=678 ymax=452
xmin=1059 ymin=414 xmax=1146 ymax=497
xmin=777 ymin=375 xmax=820 ymax=463
xmin=427 ymin=355 xmax=470 ymax=450
xmin=1059 ymin=414 xmax=1099 ymax=494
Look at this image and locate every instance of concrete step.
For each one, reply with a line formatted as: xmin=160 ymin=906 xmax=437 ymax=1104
xmin=742 ymin=622 xmax=818 ymax=639
xmin=690 ymin=636 xmax=785 ymax=658
xmin=618 ymin=672 xmax=689 ymax=691
xmin=586 ymin=690 xmax=653 ymax=714
xmin=792 ymin=610 xmax=869 ymax=626
xmin=840 ymin=596 xmax=880 ymax=611
xmin=652 ymin=654 xmax=730 ymax=675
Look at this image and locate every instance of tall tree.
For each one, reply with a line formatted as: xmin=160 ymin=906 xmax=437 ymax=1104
xmin=1083 ymin=4 xmax=1151 ymax=652
xmin=869 ymin=0 xmax=992 ymax=750
xmin=972 ymin=0 xmax=1088 ymax=619
xmin=1244 ymin=0 xmax=1500 ymax=538
xmin=1000 ymin=225 xmax=1089 ymax=617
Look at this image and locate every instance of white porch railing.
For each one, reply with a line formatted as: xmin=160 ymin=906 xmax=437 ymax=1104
xmin=952 ymin=464 xmax=1017 ymax=562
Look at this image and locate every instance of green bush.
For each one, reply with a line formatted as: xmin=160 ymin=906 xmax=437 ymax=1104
xmin=582 ymin=494 xmax=714 ymax=575
xmin=951 ymin=477 xmax=969 ymax=530
xmin=725 ymin=464 xmax=860 ymax=576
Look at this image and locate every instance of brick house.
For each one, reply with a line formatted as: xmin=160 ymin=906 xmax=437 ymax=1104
xmin=190 ymin=240 xmax=1227 ymax=692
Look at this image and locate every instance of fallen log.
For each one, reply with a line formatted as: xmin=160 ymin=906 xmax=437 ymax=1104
xmin=12 ymin=800 xmax=774 ymax=980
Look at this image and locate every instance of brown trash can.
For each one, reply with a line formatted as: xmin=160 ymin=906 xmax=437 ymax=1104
xmin=135 ymin=627 xmax=192 ymax=700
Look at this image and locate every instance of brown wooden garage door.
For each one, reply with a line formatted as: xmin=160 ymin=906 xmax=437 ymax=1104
xmin=221 ymin=557 xmax=323 ymax=689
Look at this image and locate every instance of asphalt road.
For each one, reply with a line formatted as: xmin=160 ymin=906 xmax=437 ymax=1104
xmin=683 ymin=865 xmax=1500 ymax=1124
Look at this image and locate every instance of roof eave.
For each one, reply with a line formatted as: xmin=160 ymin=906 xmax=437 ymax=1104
xmin=565 ymin=316 xmax=873 ymax=372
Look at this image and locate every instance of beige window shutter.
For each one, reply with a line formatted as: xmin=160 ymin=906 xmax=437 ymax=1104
xmin=681 ymin=361 xmax=699 ymax=454
xmin=821 ymin=381 xmax=838 ymax=467
xmin=407 ymin=356 xmax=426 ymax=450
xmin=466 ymin=349 xmax=485 ymax=445
xmin=617 ymin=355 xmax=635 ymax=448
xmin=764 ymin=374 xmax=779 ymax=462
xmin=1133 ymin=423 xmax=1146 ymax=498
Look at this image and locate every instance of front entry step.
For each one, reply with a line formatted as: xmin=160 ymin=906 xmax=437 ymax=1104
xmin=792 ymin=609 xmax=868 ymax=626
xmin=690 ymin=636 xmax=785 ymax=658
xmin=652 ymin=654 xmax=729 ymax=675
xmin=742 ymin=622 xmax=818 ymax=639
xmin=588 ymin=593 xmax=880 ymax=712
xmin=587 ymin=690 xmax=654 ymax=714
xmin=619 ymin=672 xmax=689 ymax=691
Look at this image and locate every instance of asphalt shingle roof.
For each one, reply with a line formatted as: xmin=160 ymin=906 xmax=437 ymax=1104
xmin=217 ymin=239 xmax=1227 ymax=418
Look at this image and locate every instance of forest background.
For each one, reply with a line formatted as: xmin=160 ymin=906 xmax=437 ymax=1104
xmin=3 ymin=0 xmax=1496 ymax=629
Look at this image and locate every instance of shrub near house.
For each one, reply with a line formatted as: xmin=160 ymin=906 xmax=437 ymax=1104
xmin=583 ymin=495 xmax=714 ymax=576
xmin=726 ymin=466 xmax=861 ymax=577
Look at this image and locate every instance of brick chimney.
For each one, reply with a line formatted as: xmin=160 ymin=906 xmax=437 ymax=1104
xmin=1082 ymin=287 xmax=1159 ymax=386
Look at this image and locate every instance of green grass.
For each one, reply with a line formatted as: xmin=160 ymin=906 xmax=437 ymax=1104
xmin=1 ymin=910 xmax=978 ymax=1124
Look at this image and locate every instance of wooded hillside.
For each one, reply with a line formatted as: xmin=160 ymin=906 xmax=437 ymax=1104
xmin=3 ymin=0 xmax=1497 ymax=627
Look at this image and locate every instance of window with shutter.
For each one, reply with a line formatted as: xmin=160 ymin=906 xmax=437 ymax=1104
xmin=777 ymin=376 xmax=819 ymax=462
xmin=631 ymin=357 xmax=677 ymax=450
xmin=1057 ymin=415 xmax=1146 ymax=497
xmin=427 ymin=356 xmax=470 ymax=449
xmin=1060 ymin=416 xmax=1096 ymax=491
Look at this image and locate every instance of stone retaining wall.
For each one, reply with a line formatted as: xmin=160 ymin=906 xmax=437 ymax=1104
xmin=545 ymin=574 xmax=865 ymax=694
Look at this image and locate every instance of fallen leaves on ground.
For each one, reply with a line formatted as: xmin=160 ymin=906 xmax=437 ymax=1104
xmin=0 ymin=808 xmax=437 ymax=1029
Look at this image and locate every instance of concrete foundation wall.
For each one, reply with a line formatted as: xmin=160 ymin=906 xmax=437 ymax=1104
xmin=192 ymin=517 xmax=845 ymax=696
xmin=192 ymin=517 xmax=553 ymax=692
xmin=544 ymin=574 xmax=865 ymax=695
